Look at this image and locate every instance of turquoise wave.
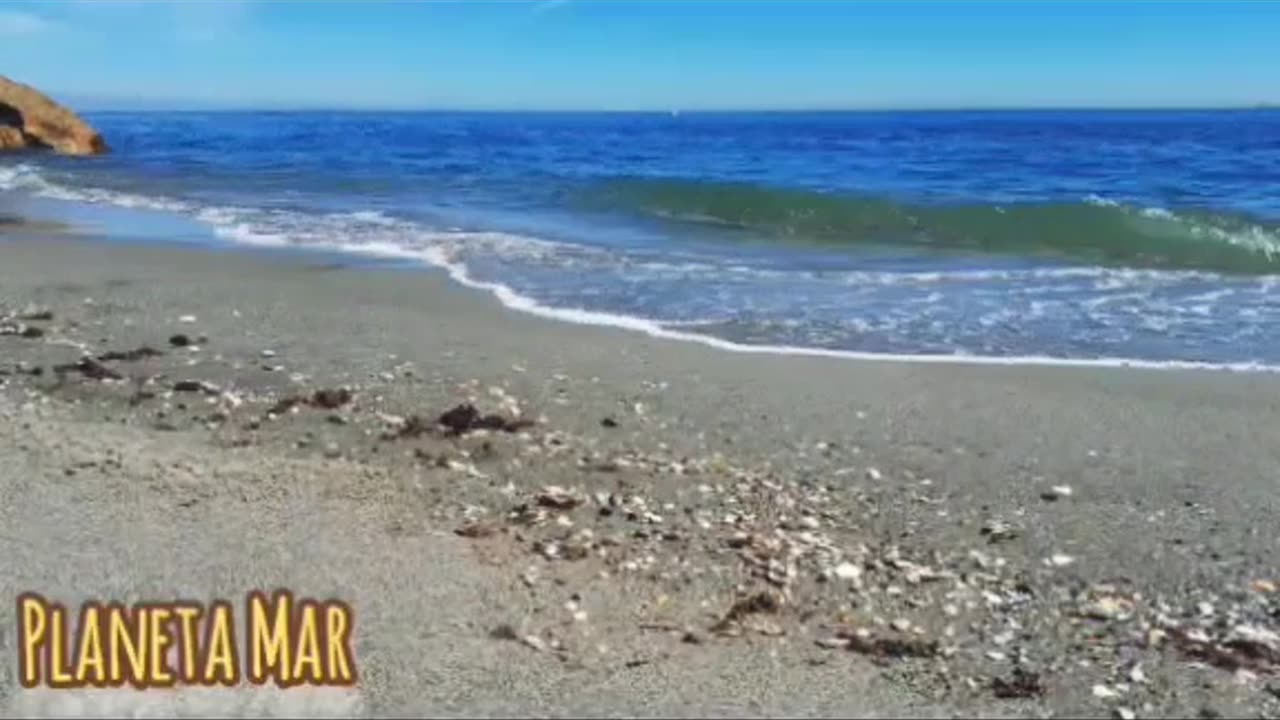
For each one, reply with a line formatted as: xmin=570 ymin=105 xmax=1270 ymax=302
xmin=582 ymin=179 xmax=1280 ymax=274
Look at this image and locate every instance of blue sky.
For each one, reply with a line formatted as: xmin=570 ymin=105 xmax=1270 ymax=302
xmin=1 ymin=1 xmax=1277 ymax=110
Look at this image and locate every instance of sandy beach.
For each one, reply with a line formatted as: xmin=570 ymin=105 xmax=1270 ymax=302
xmin=2 ymin=233 xmax=1279 ymax=718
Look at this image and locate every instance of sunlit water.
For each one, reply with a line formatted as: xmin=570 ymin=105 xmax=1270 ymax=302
xmin=3 ymin=110 xmax=1280 ymax=367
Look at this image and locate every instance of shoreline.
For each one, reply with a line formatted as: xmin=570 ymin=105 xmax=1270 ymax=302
xmin=4 ymin=185 xmax=1279 ymax=374
xmin=437 ymin=251 xmax=1280 ymax=373
xmin=2 ymin=233 xmax=1279 ymax=717
xmin=9 ymin=223 xmax=1280 ymax=375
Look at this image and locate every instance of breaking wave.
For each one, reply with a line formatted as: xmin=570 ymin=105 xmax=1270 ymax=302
xmin=582 ymin=178 xmax=1280 ymax=274
xmin=5 ymin=160 xmax=1280 ymax=371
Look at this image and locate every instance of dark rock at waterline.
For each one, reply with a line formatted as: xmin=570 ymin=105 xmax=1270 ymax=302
xmin=390 ymin=415 xmax=433 ymax=439
xmin=173 ymin=380 xmax=219 ymax=394
xmin=128 ymin=390 xmax=156 ymax=406
xmin=98 ymin=346 xmax=163 ymax=363
xmin=454 ymin=520 xmax=500 ymax=538
xmin=438 ymin=403 xmax=534 ymax=436
xmin=1 ymin=322 xmax=45 ymax=338
xmin=53 ymin=358 xmax=121 ymax=381
xmin=311 ymin=387 xmax=353 ymax=410
xmin=168 ymin=334 xmax=192 ymax=347
xmin=17 ymin=308 xmax=53 ymax=321
xmin=267 ymin=395 xmax=306 ymax=416
xmin=267 ymin=387 xmax=353 ymax=416
xmin=845 ymin=633 xmax=939 ymax=661
xmin=991 ymin=668 xmax=1045 ymax=699
xmin=438 ymin=404 xmax=483 ymax=434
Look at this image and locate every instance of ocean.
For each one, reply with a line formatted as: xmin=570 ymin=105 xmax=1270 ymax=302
xmin=3 ymin=110 xmax=1279 ymax=369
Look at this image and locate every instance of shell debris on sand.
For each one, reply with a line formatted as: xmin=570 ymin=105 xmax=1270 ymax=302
xmin=1079 ymin=587 xmax=1136 ymax=621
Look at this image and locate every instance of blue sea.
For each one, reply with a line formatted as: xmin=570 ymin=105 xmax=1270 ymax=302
xmin=3 ymin=110 xmax=1280 ymax=368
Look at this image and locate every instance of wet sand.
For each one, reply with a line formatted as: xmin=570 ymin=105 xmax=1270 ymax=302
xmin=1 ymin=234 xmax=1278 ymax=718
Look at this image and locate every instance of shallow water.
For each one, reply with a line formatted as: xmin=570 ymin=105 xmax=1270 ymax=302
xmin=3 ymin=110 xmax=1280 ymax=367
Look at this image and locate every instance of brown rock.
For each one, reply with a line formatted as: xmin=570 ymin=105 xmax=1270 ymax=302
xmin=0 ymin=75 xmax=107 ymax=155
xmin=438 ymin=403 xmax=533 ymax=436
xmin=837 ymin=628 xmax=939 ymax=660
xmin=53 ymin=358 xmax=121 ymax=381
xmin=711 ymin=590 xmax=784 ymax=635
xmin=0 ymin=125 xmax=28 ymax=150
xmin=97 ymin=346 xmax=164 ymax=363
xmin=991 ymin=667 xmax=1045 ymax=699
xmin=454 ymin=520 xmax=500 ymax=539
xmin=310 ymin=387 xmax=353 ymax=410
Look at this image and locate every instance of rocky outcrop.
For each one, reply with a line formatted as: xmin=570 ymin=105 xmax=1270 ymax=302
xmin=0 ymin=75 xmax=106 ymax=155
xmin=0 ymin=125 xmax=27 ymax=150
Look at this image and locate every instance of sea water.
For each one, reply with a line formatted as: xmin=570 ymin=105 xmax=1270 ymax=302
xmin=3 ymin=110 xmax=1279 ymax=368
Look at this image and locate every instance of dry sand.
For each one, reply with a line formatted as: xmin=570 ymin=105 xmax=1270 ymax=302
xmin=1 ymin=235 xmax=1278 ymax=718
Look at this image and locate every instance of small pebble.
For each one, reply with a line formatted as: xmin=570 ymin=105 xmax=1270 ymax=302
xmin=1041 ymin=485 xmax=1073 ymax=501
xmin=1093 ymin=684 xmax=1120 ymax=699
xmin=831 ymin=562 xmax=861 ymax=582
xmin=1047 ymin=553 xmax=1076 ymax=567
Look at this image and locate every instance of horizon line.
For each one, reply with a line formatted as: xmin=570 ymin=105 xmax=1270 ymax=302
xmin=76 ymin=104 xmax=1280 ymax=114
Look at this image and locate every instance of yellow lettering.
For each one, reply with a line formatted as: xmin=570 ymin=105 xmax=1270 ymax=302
xmin=292 ymin=602 xmax=323 ymax=683
xmin=16 ymin=594 xmax=351 ymax=689
xmin=148 ymin=607 xmax=175 ymax=686
xmin=248 ymin=591 xmax=292 ymax=686
xmin=203 ymin=602 xmax=239 ymax=686
xmin=75 ymin=605 xmax=106 ymax=685
xmin=108 ymin=606 xmax=146 ymax=687
xmin=49 ymin=605 xmax=74 ymax=686
xmin=325 ymin=603 xmax=355 ymax=683
xmin=19 ymin=594 xmax=47 ymax=688
xmin=173 ymin=605 xmax=202 ymax=683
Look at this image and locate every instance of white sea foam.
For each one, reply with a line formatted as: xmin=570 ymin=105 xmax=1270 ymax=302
xmin=1 ymin=163 xmax=188 ymax=213
xmin=414 ymin=243 xmax=1280 ymax=373
xmin=334 ymin=209 xmax=399 ymax=226
xmin=5 ymin=161 xmax=1279 ymax=373
xmin=210 ymin=222 xmax=290 ymax=247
